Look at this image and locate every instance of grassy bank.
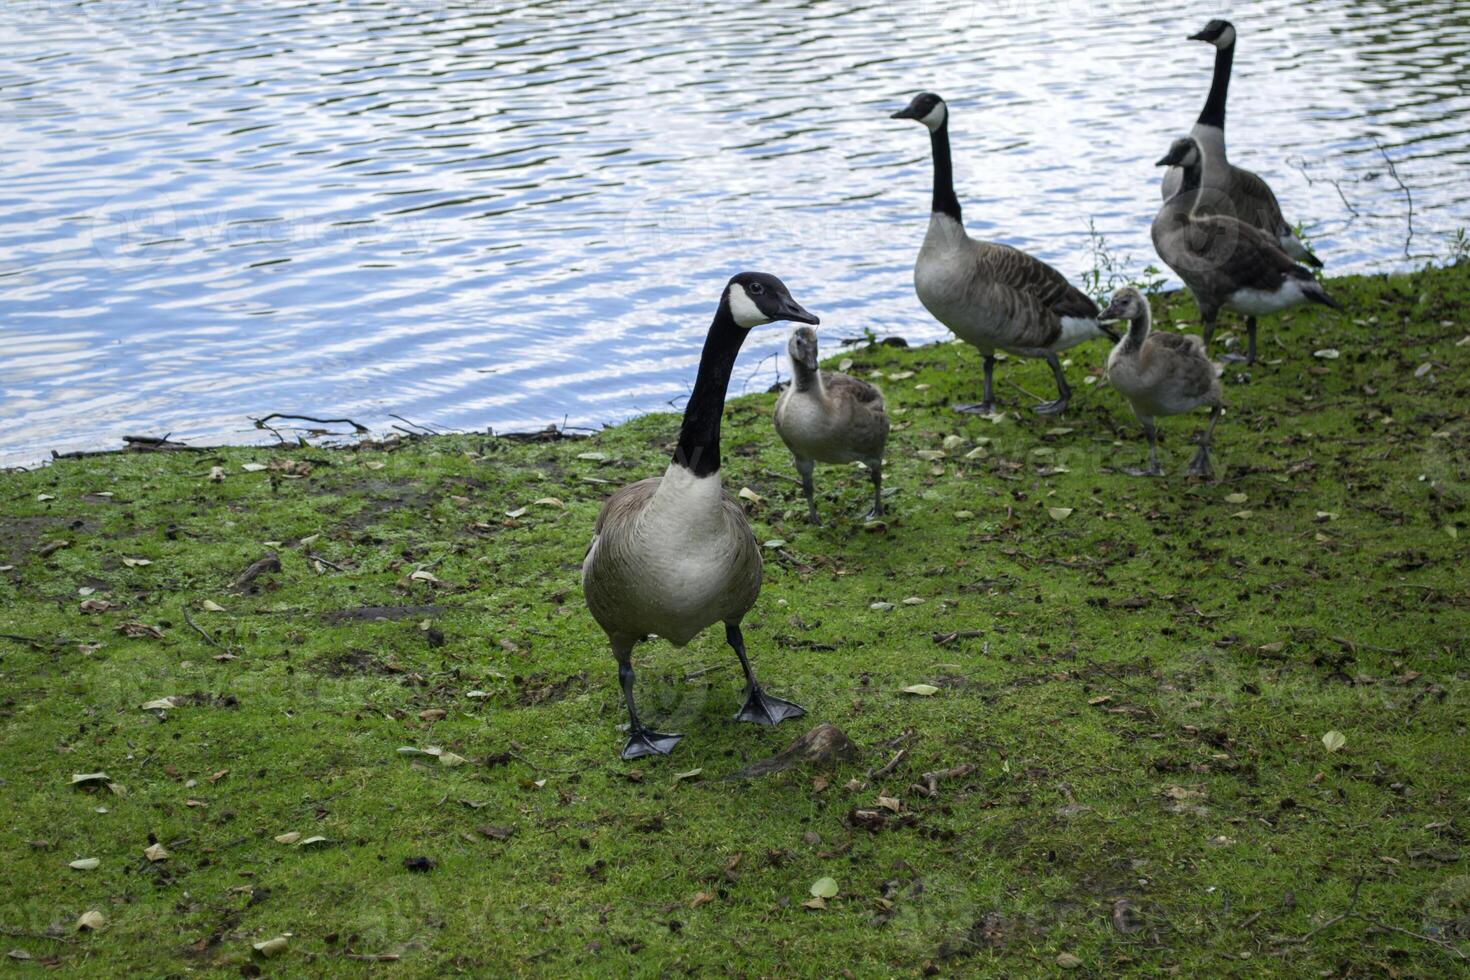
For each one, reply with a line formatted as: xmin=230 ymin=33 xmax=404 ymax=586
xmin=1 ymin=265 xmax=1467 ymax=977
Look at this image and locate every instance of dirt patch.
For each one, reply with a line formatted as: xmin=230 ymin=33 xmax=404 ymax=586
xmin=338 ymin=478 xmax=431 ymax=531
xmin=0 ymin=515 xmax=72 ymax=566
xmin=322 ymin=604 xmax=443 ymax=624
xmin=515 ymin=671 xmax=588 ymax=706
xmin=310 ymin=648 xmax=405 ymax=678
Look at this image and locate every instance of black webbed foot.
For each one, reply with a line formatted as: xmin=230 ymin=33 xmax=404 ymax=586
xmin=621 ymin=727 xmax=683 ymax=760
xmin=734 ymin=687 xmax=806 ymax=725
xmin=1032 ymin=398 xmax=1069 ymax=417
xmin=1187 ymin=447 xmax=1215 ymax=480
xmin=954 ymin=402 xmax=997 ymax=415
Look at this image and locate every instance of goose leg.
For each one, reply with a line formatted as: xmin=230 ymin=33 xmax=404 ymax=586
xmin=613 ymin=639 xmax=682 ymax=760
xmin=1188 ymin=405 xmax=1222 ymax=479
xmin=727 ymin=622 xmax=805 ymax=725
xmin=1123 ymin=417 xmax=1164 ymax=477
xmin=864 ymin=460 xmax=884 ymax=521
xmin=794 ymin=455 xmax=820 ymax=525
xmin=1219 ymin=315 xmax=1255 ymax=364
xmin=1032 ymin=352 xmax=1071 ymax=416
xmin=955 ymin=354 xmax=997 ymax=414
xmin=1201 ymin=314 xmax=1216 ymax=349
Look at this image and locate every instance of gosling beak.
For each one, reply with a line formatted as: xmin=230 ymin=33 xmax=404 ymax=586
xmin=779 ymin=299 xmax=819 ymax=326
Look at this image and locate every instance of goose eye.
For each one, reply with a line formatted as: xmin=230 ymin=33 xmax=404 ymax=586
xmin=749 ymin=283 xmax=765 ymax=295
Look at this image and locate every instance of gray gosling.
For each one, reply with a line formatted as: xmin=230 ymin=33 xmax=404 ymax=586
xmin=773 ymin=326 xmax=890 ymax=523
xmin=1100 ymin=287 xmax=1224 ymax=479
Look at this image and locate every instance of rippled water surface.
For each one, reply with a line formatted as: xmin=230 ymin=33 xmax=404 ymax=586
xmin=2 ymin=0 xmax=1468 ymax=465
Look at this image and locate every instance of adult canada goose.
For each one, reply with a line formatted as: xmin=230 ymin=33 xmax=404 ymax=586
xmin=1153 ymin=137 xmax=1338 ymax=365
xmin=892 ymin=92 xmax=1117 ymax=416
xmin=1161 ymin=19 xmax=1323 ymax=268
xmin=583 ymin=272 xmax=816 ymax=760
xmin=773 ymin=326 xmax=890 ymax=524
xmin=1099 ymin=287 xmax=1224 ymax=478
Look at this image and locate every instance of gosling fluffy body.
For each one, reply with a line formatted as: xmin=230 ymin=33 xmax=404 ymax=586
xmin=773 ymin=326 xmax=890 ymax=522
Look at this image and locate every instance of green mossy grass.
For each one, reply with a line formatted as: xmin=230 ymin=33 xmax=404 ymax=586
xmin=1 ymin=267 xmax=1467 ymax=976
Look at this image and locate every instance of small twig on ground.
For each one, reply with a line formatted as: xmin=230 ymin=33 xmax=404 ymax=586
xmin=867 ymin=748 xmax=907 ymax=783
xmin=0 ymin=633 xmax=59 ymax=649
xmin=684 ymin=662 xmax=732 ymax=681
xmin=1279 ymin=876 xmax=1466 ymax=960
xmin=182 ymin=606 xmax=231 ymax=656
xmin=1005 ymin=378 xmax=1049 ymax=405
xmin=306 ymin=552 xmax=348 ymax=572
xmin=252 ymin=413 xmax=369 ymax=434
xmin=507 ymin=750 xmax=598 ymax=776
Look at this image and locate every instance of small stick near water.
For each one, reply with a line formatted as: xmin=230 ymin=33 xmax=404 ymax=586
xmin=252 ymin=413 xmax=369 ymax=434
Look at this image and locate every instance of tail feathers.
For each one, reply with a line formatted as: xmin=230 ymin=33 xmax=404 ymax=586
xmin=1280 ymin=230 xmax=1324 ymax=268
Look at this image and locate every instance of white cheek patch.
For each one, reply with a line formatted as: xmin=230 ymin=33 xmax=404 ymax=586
xmin=1217 ymin=25 xmax=1236 ymax=48
xmin=919 ymin=102 xmax=947 ymax=131
xmin=728 ymin=284 xmax=769 ymax=328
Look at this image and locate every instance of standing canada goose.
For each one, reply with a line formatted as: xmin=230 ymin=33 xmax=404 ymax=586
xmin=1153 ymin=137 xmax=1339 ymax=365
xmin=892 ymin=92 xmax=1117 ymax=416
xmin=773 ymin=326 xmax=890 ymax=524
xmin=583 ymin=272 xmax=816 ymax=760
xmin=1099 ymin=287 xmax=1224 ymax=478
xmin=1161 ymin=19 xmax=1323 ymax=268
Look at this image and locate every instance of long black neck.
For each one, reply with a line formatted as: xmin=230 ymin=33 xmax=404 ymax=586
xmin=929 ymin=121 xmax=962 ymax=222
xmin=1197 ymin=42 xmax=1234 ymax=130
xmin=1178 ymin=159 xmax=1203 ymax=196
xmin=674 ymin=299 xmax=747 ymax=477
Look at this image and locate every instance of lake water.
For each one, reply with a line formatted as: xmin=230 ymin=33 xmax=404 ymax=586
xmin=2 ymin=0 xmax=1467 ymax=467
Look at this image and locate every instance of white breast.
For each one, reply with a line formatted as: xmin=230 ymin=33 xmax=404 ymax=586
xmin=1228 ymin=279 xmax=1306 ymax=316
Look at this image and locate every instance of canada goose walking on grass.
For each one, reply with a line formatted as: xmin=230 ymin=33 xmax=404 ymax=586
xmin=1153 ymin=137 xmax=1339 ymax=365
xmin=583 ymin=272 xmax=815 ymax=760
xmin=1099 ymin=287 xmax=1224 ymax=478
xmin=774 ymin=326 xmax=890 ymax=524
xmin=892 ymin=92 xmax=1117 ymax=416
xmin=1161 ymin=19 xmax=1323 ymax=267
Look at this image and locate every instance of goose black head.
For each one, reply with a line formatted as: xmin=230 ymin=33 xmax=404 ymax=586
xmin=891 ymin=92 xmax=947 ymax=132
xmin=1098 ymin=286 xmax=1150 ymax=325
xmin=726 ymin=272 xmax=819 ymax=329
xmin=1189 ymin=19 xmax=1236 ymax=48
xmin=787 ymin=325 xmax=820 ymax=372
xmin=1155 ymin=136 xmax=1202 ymax=170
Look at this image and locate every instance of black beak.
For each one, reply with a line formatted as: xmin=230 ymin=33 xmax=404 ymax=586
xmin=891 ymin=106 xmax=919 ymax=120
xmin=1155 ymin=153 xmax=1175 ymax=167
xmin=1188 ymin=30 xmax=1211 ymax=41
xmin=779 ymin=299 xmax=819 ymax=325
